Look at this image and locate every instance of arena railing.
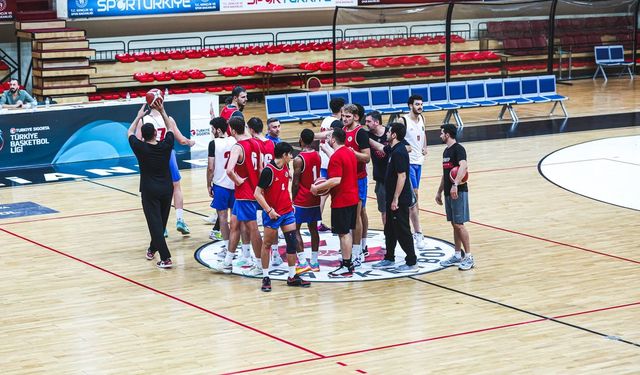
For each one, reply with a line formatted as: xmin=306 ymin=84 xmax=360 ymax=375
xmin=91 ymin=41 xmax=126 ymax=62
xmin=275 ymin=28 xmax=343 ymax=45
xmin=204 ymin=33 xmax=275 ymax=49
xmin=128 ymin=37 xmax=203 ymax=55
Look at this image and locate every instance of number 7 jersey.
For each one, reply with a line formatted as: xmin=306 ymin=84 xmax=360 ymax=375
xmin=234 ymin=138 xmax=262 ymax=200
xmin=212 ymin=137 xmax=236 ymax=190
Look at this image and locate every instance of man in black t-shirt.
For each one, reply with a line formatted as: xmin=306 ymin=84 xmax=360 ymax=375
xmin=128 ymin=103 xmax=175 ymax=269
xmin=436 ymin=123 xmax=474 ymax=271
xmin=365 ymin=110 xmax=389 ymax=225
xmin=372 ymin=122 xmax=417 ymax=273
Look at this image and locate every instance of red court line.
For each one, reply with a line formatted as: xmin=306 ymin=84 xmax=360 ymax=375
xmin=228 ymin=300 xmax=640 ymax=374
xmin=366 ymin=195 xmax=640 ymax=265
xmin=0 ymin=227 xmax=325 ymax=359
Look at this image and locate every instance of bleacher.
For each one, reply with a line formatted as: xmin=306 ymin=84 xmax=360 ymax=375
xmin=265 ymin=75 xmax=568 ymax=127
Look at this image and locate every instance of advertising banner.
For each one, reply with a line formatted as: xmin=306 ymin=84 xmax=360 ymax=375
xmin=220 ymin=0 xmax=356 ymax=12
xmin=0 ymin=0 xmax=16 ymax=20
xmin=67 ymin=0 xmax=219 ymax=18
xmin=358 ymin=0 xmax=441 ymax=4
xmin=0 ymin=100 xmax=191 ymax=170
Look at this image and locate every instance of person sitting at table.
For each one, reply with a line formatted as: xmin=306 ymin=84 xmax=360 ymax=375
xmin=0 ymin=79 xmax=36 ymax=109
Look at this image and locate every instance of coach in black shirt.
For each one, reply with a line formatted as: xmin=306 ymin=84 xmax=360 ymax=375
xmin=128 ymin=103 xmax=175 ymax=269
xmin=373 ymin=122 xmax=418 ymax=273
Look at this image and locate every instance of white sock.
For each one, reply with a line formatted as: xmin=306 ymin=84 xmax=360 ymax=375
xmin=241 ymin=244 xmax=250 ymax=259
xmin=289 ymin=266 xmax=296 ymax=278
xmin=271 ymin=244 xmax=278 ymax=256
xmin=224 ymin=251 xmax=234 ymax=266
xmin=311 ymin=251 xmax=318 ymax=263
xmin=361 ymin=238 xmax=367 ymax=248
xmin=297 ymin=252 xmax=306 ymax=264
xmin=353 ymin=244 xmax=362 ymax=258
xmin=263 ymin=269 xmax=269 ymax=278
xmin=455 ymin=251 xmax=462 ymax=258
xmin=255 ymin=260 xmax=262 ymax=270
xmin=176 ymin=208 xmax=183 ymax=220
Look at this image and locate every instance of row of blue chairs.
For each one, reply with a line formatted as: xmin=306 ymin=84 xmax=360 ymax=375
xmin=265 ymin=75 xmax=568 ymax=126
xmin=593 ymin=45 xmax=633 ymax=82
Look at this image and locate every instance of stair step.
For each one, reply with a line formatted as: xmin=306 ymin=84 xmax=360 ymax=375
xmin=34 ymin=58 xmax=90 ymax=69
xmin=33 ymin=84 xmax=97 ymax=96
xmin=17 ymin=27 xmax=85 ymax=40
xmin=33 ymin=39 xmax=89 ymax=50
xmin=34 ymin=76 xmax=91 ymax=88
xmin=51 ymin=94 xmax=89 ymax=104
xmin=33 ymin=66 xmax=96 ymax=78
xmin=16 ymin=19 xmax=67 ymax=30
xmin=33 ymin=48 xmax=96 ymax=59
xmin=15 ymin=10 xmax=58 ymax=22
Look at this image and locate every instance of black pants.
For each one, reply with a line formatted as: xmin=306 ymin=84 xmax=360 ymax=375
xmin=141 ymin=191 xmax=173 ymax=261
xmin=384 ymin=204 xmax=417 ymax=266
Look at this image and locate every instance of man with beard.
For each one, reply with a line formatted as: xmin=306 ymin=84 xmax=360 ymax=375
xmin=0 ymin=79 xmax=36 ymax=109
xmin=220 ymin=86 xmax=247 ymax=121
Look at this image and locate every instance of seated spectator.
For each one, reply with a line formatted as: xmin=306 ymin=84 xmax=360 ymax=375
xmin=0 ymin=79 xmax=36 ymax=109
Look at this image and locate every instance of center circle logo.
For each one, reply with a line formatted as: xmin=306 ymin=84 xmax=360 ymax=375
xmin=195 ymin=229 xmax=455 ymax=282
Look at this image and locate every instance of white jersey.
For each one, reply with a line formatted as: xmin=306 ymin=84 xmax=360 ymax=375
xmin=403 ymin=114 xmax=426 ymax=165
xmin=213 ymin=136 xmax=236 ymax=190
xmin=142 ymin=112 xmax=168 ymax=142
xmin=319 ymin=115 xmax=339 ymax=169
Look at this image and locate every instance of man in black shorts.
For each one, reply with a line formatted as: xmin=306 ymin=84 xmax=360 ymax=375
xmin=365 ymin=110 xmax=389 ymax=225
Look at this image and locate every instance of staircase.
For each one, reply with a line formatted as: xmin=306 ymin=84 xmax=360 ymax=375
xmin=15 ymin=17 xmax=96 ymax=104
xmin=14 ymin=0 xmax=57 ymax=22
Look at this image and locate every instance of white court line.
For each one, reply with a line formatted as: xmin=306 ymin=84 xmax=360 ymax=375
xmin=539 ymin=135 xmax=640 ymax=211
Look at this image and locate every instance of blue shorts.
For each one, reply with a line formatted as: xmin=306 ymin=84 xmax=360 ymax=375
xmin=320 ymin=168 xmax=328 ymax=178
xmin=294 ymin=206 xmax=322 ymax=224
xmin=409 ymin=164 xmax=421 ymax=189
xmin=169 ymin=150 xmax=181 ymax=183
xmin=262 ymin=210 xmax=296 ymax=229
xmin=211 ymin=185 xmax=235 ymax=211
xmin=445 ymin=192 xmax=470 ymax=224
xmin=358 ymin=176 xmax=368 ymax=208
xmin=232 ymin=200 xmax=259 ymax=221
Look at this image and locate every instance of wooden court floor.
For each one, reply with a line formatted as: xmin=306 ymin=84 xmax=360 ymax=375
xmin=1 ymin=78 xmax=640 ymax=374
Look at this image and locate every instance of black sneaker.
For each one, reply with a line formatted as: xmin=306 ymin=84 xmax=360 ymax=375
xmin=328 ymin=263 xmax=354 ymax=278
xmin=287 ymin=274 xmax=311 ymax=288
xmin=362 ymin=246 xmax=369 ymax=258
xmin=261 ymin=277 xmax=272 ymax=292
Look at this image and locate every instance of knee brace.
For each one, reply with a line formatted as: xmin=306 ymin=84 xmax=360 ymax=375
xmin=284 ymin=230 xmax=298 ymax=254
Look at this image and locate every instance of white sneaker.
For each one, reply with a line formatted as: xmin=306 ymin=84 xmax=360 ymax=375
xmin=216 ymin=247 xmax=228 ymax=260
xmin=210 ymin=261 xmax=232 ymax=274
xmin=202 ymin=214 xmax=217 ymax=224
xmin=271 ymin=249 xmax=283 ymax=267
xmin=414 ymin=232 xmax=426 ymax=250
xmin=241 ymin=264 xmax=263 ymax=277
xmin=458 ymin=254 xmax=475 ymax=271
xmin=440 ymin=254 xmax=462 ymax=267
xmin=234 ymin=257 xmax=254 ymax=268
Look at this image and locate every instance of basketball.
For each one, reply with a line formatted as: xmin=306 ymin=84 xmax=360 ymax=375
xmin=313 ymin=177 xmax=330 ymax=196
xmin=146 ymin=88 xmax=164 ymax=107
xmin=449 ymin=166 xmax=468 ymax=184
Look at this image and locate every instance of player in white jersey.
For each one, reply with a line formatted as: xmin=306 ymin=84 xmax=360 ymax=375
xmin=317 ymin=97 xmax=345 ymax=232
xmin=401 ymin=94 xmax=428 ymax=249
xmin=207 ymin=117 xmax=237 ymax=251
xmin=139 ymin=108 xmax=195 ymax=236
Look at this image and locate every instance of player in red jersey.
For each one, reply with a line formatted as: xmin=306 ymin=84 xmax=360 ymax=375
xmin=255 ymin=142 xmax=311 ymax=292
xmin=211 ymin=117 xmax=263 ymax=275
xmin=292 ymin=129 xmax=322 ymax=273
xmin=219 ymin=86 xmax=247 ymax=121
xmin=311 ymin=128 xmax=359 ymax=278
xmin=341 ymin=104 xmax=370 ymax=267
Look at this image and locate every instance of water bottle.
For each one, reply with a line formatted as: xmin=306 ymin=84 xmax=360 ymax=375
xmin=164 ymin=88 xmax=169 ymax=97
xmin=126 ymin=92 xmax=131 ymax=101
xmin=45 ymin=97 xmax=50 ymax=108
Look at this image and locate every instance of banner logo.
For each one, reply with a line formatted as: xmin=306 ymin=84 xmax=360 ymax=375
xmin=195 ymin=229 xmax=455 ymax=282
xmin=75 ymin=0 xmax=88 ymax=8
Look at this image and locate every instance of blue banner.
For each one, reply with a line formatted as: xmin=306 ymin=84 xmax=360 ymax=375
xmin=68 ymin=0 xmax=219 ymax=18
xmin=0 ymin=100 xmax=191 ymax=170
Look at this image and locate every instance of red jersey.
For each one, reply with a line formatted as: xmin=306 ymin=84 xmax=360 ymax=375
xmin=255 ymin=138 xmax=275 ymax=167
xmin=344 ymin=125 xmax=368 ymax=179
xmin=293 ymin=150 xmax=321 ymax=208
xmin=327 ymin=146 xmax=359 ymax=208
xmin=234 ymin=138 xmax=261 ymax=200
xmin=220 ymin=105 xmax=242 ymax=136
xmin=260 ymin=162 xmax=293 ymax=215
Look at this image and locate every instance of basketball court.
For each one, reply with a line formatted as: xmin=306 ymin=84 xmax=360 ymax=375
xmin=1 ymin=79 xmax=639 ymax=373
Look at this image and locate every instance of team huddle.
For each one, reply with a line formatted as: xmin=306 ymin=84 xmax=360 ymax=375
xmin=129 ymin=86 xmax=474 ymax=293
